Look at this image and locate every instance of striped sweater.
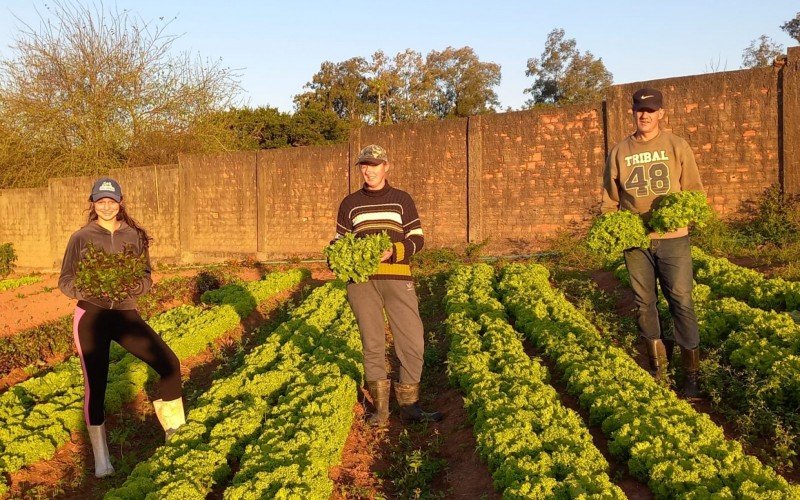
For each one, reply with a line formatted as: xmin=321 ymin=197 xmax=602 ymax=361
xmin=335 ymin=182 xmax=424 ymax=280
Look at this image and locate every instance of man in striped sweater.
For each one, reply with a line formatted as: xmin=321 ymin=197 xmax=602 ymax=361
xmin=334 ymin=144 xmax=442 ymax=426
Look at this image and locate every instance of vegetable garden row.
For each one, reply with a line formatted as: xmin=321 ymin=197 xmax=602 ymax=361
xmin=1 ymin=250 xmax=798 ymax=498
xmin=0 ymin=269 xmax=308 ymax=496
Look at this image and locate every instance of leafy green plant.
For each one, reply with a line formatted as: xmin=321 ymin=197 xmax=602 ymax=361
xmin=324 ymin=232 xmax=392 ymax=283
xmin=499 ymin=263 xmax=799 ymax=497
xmin=585 ymin=211 xmax=649 ymax=265
xmin=0 ymin=270 xmax=307 ymax=493
xmin=386 ymin=429 xmax=447 ymax=500
xmin=444 ymin=264 xmax=624 ymax=498
xmin=0 ymin=316 xmax=73 ymax=376
xmin=739 ymin=185 xmax=800 ymax=247
xmin=0 ymin=243 xmax=17 ymax=278
xmin=106 ymin=281 xmax=363 ymax=500
xmin=0 ymin=275 xmax=42 ymax=292
xmin=649 ymin=190 xmax=712 ymax=234
xmin=75 ymin=243 xmax=148 ymax=302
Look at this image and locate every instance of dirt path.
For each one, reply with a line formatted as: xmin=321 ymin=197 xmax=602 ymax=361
xmin=330 ymin=268 xmax=499 ymax=499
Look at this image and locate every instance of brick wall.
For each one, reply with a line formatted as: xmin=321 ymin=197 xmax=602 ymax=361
xmin=179 ymin=152 xmax=258 ymax=260
xmin=0 ymin=189 xmax=51 ymax=269
xmin=784 ymin=47 xmax=800 ymax=194
xmin=473 ymin=106 xmax=606 ymax=253
xmin=111 ymin=165 xmax=180 ymax=261
xmin=49 ymin=176 xmax=94 ymax=268
xmin=257 ymin=145 xmax=349 ymax=257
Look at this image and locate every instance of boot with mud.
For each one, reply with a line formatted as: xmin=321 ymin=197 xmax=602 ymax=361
xmin=394 ymin=382 xmax=443 ymax=423
xmin=644 ymin=338 xmax=669 ymax=381
xmin=366 ymin=379 xmax=391 ymax=427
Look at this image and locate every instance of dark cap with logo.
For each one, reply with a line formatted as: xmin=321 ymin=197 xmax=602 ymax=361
xmin=355 ymin=144 xmax=388 ymax=166
xmin=632 ymin=88 xmax=663 ymax=111
xmin=89 ymin=177 xmax=123 ymax=202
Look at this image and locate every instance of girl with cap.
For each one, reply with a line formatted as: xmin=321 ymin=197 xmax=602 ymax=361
xmin=58 ymin=177 xmax=184 ymax=478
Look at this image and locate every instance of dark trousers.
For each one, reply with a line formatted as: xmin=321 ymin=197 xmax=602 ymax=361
xmin=73 ymin=301 xmax=182 ymax=425
xmin=623 ymin=236 xmax=699 ymax=350
xmin=346 ymin=280 xmax=425 ymax=384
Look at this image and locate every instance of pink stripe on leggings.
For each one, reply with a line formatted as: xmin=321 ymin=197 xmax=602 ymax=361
xmin=72 ymin=306 xmax=92 ymax=425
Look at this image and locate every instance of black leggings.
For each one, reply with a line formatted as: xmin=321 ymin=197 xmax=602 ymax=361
xmin=73 ymin=301 xmax=182 ymax=425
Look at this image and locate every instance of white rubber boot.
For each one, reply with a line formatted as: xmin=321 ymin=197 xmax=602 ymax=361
xmin=86 ymin=423 xmax=114 ymax=478
xmin=153 ymin=398 xmax=186 ymax=439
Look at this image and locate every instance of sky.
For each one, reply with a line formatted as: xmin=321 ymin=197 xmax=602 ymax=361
xmin=0 ymin=0 xmax=797 ymax=112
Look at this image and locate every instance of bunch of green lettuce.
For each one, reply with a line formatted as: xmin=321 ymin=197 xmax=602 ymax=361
xmin=75 ymin=242 xmax=147 ymax=302
xmin=586 ymin=211 xmax=650 ymax=264
xmin=324 ymin=232 xmax=392 ymax=283
xmin=649 ymin=191 xmax=712 ymax=234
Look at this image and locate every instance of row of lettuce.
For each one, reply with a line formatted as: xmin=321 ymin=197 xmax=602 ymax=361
xmin=499 ymin=262 xmax=796 ymax=497
xmin=0 ymin=269 xmax=308 ymax=496
xmin=0 ymin=275 xmax=42 ymax=292
xmin=444 ymin=264 xmax=626 ymax=497
xmin=3 ymin=250 xmax=798 ymax=497
xmin=105 ymin=281 xmax=363 ymax=499
xmin=616 ymin=247 xmax=800 ymax=467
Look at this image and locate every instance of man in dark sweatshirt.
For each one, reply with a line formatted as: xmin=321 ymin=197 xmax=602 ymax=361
xmin=334 ymin=144 xmax=442 ymax=426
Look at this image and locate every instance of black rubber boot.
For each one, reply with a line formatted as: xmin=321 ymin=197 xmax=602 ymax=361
xmin=366 ymin=379 xmax=390 ymax=427
xmin=681 ymin=347 xmax=701 ymax=398
xmin=394 ymin=382 xmax=443 ymax=423
xmin=645 ymin=338 xmax=668 ymax=381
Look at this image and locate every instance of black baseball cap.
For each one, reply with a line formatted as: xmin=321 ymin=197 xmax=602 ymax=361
xmin=89 ymin=177 xmax=122 ymax=202
xmin=632 ymin=88 xmax=663 ymax=111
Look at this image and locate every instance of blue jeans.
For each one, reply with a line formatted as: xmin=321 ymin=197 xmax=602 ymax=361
xmin=623 ymin=236 xmax=699 ymax=349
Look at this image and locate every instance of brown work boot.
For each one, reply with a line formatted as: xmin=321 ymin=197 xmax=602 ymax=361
xmin=366 ymin=379 xmax=391 ymax=427
xmin=681 ymin=347 xmax=701 ymax=398
xmin=644 ymin=338 xmax=668 ymax=381
xmin=394 ymin=382 xmax=443 ymax=423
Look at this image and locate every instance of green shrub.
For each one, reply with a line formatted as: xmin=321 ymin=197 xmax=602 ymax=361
xmin=692 ymin=215 xmax=748 ymax=256
xmin=0 ymin=243 xmax=17 ymax=278
xmin=739 ymin=185 xmax=800 ymax=247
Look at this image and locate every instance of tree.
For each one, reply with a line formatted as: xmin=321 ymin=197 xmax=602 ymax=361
xmin=293 ymin=57 xmax=370 ymax=123
xmin=295 ymin=46 xmax=500 ymax=123
xmin=214 ymin=105 xmax=348 ymax=150
xmin=523 ymin=28 xmax=613 ymax=107
xmin=387 ymin=49 xmax=433 ymax=122
xmin=0 ymin=1 xmax=241 ymax=188
xmin=781 ymin=12 xmax=800 ymax=43
xmin=425 ymin=46 xmax=501 ymax=118
xmin=741 ymin=35 xmax=784 ymax=68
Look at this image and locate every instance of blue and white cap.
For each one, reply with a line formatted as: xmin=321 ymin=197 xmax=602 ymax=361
xmin=89 ymin=177 xmax=122 ymax=202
